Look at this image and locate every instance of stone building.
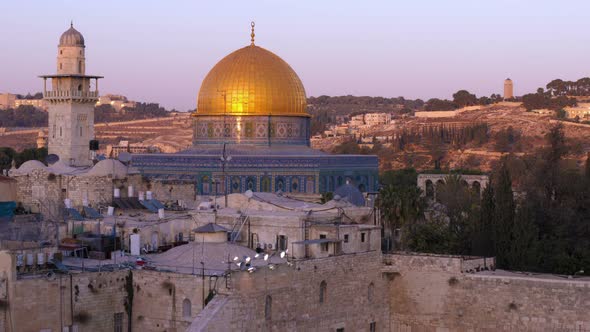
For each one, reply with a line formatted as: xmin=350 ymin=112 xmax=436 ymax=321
xmin=0 ymin=93 xmax=16 ymax=110
xmin=131 ymin=24 xmax=379 ymax=195
xmin=40 ymin=23 xmax=102 ymax=167
xmin=417 ymin=173 xmax=489 ymax=199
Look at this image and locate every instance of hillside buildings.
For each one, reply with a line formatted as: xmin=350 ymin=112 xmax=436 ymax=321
xmin=0 ymin=93 xmax=48 ymax=111
xmin=96 ymin=94 xmax=137 ymax=111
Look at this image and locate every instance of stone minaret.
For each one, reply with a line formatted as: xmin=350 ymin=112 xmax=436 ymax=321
xmin=504 ymin=78 xmax=514 ymax=100
xmin=41 ymin=23 xmax=102 ymax=167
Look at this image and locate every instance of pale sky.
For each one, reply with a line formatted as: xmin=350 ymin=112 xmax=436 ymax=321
xmin=1 ymin=0 xmax=589 ymax=111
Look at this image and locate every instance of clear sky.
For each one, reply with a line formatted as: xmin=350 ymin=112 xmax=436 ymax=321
xmin=1 ymin=0 xmax=589 ymax=111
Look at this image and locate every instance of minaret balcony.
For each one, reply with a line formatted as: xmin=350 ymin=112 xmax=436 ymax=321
xmin=44 ymin=90 xmax=99 ymax=102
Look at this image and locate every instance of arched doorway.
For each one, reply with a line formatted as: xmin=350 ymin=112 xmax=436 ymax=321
xmin=306 ymin=176 xmax=314 ymax=193
xmin=201 ymin=176 xmax=210 ymax=195
xmin=261 ymin=176 xmax=271 ymax=192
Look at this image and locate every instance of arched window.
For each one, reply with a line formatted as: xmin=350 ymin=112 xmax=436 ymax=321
xmin=275 ymin=177 xmax=285 ymax=192
xmin=291 ymin=178 xmax=299 ymax=192
xmin=319 ymin=280 xmax=327 ymax=304
xmin=246 ymin=176 xmax=256 ymax=192
xmin=77 ymin=84 xmax=82 ymax=91
xmin=78 ymin=60 xmax=82 ymax=73
xmin=80 ymin=126 xmax=83 ymax=137
xmin=368 ymin=282 xmax=375 ymax=303
xmin=473 ymin=181 xmax=481 ymax=195
xmin=265 ymin=295 xmax=272 ymax=320
xmin=182 ymin=298 xmax=191 ymax=318
xmin=60 ymin=127 xmax=62 ymax=137
xmin=60 ymin=63 xmax=63 ymax=70
xmin=231 ymin=177 xmax=241 ymax=193
xmin=425 ymin=180 xmax=434 ymax=198
xmin=60 ymin=50 xmax=63 ymax=55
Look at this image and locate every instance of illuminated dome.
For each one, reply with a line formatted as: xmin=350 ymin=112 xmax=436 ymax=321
xmin=59 ymin=23 xmax=85 ymax=47
xmin=195 ymin=44 xmax=307 ymax=117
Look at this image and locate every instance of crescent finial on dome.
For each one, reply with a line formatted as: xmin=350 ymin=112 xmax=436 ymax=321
xmin=250 ymin=21 xmax=255 ymax=45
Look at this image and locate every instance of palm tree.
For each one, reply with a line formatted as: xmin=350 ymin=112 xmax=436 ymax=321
xmin=378 ymin=184 xmax=425 ymax=251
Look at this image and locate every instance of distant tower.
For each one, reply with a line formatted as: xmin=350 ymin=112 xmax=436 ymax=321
xmin=504 ymin=78 xmax=514 ymax=100
xmin=40 ymin=23 xmax=102 ymax=166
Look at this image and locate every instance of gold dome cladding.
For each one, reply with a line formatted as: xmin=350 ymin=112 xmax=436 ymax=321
xmin=195 ymin=43 xmax=308 ymax=117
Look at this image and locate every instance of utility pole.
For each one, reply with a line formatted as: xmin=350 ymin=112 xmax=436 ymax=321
xmin=220 ymin=143 xmax=231 ymax=208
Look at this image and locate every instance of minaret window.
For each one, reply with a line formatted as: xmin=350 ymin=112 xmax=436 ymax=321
xmin=60 ymin=63 xmax=62 ymax=70
xmin=78 ymin=61 xmax=82 ymax=73
xmin=60 ymin=50 xmax=63 ymax=55
xmin=80 ymin=126 xmax=82 ymax=137
xmin=60 ymin=127 xmax=62 ymax=137
xmin=52 ymin=125 xmax=56 ymax=138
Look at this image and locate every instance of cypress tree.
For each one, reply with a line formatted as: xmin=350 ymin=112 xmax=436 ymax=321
xmin=494 ymin=163 xmax=515 ymax=268
xmin=508 ymin=204 xmax=539 ymax=270
xmin=474 ymin=183 xmax=495 ymax=257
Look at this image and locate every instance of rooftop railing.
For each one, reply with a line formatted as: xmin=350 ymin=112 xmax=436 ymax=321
xmin=44 ymin=90 xmax=99 ymax=100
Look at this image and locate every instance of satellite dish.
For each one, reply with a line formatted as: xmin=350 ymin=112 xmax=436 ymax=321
xmin=118 ymin=152 xmax=132 ymax=163
xmin=244 ymin=190 xmax=253 ymax=198
xmin=46 ymin=154 xmax=59 ymax=165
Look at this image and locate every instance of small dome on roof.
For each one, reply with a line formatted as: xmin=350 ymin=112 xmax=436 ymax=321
xmin=84 ymin=159 xmax=127 ymax=177
xmin=334 ymin=183 xmax=365 ymax=206
xmin=17 ymin=160 xmax=47 ymax=173
xmin=59 ymin=23 xmax=85 ymax=47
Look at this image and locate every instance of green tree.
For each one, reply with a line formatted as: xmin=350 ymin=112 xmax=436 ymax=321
xmin=377 ymin=184 xmax=425 ymax=249
xmin=507 ymin=204 xmax=539 ymax=270
xmin=472 ymin=183 xmax=495 ymax=257
xmin=452 ymin=90 xmax=477 ymax=107
xmin=435 ymin=174 xmax=480 ymax=254
xmin=494 ymin=162 xmax=515 ymax=268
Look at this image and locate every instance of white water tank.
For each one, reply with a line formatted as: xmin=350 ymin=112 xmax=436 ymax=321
xmin=146 ymin=191 xmax=153 ymax=200
xmin=138 ymin=191 xmax=145 ymax=201
xmin=114 ymin=188 xmax=121 ymax=198
xmin=64 ymin=198 xmax=72 ymax=209
xmin=128 ymin=185 xmax=134 ymax=197
xmin=37 ymin=253 xmax=45 ymax=265
xmin=107 ymin=206 xmax=115 ymax=216
xmin=158 ymin=208 xmax=165 ymax=219
xmin=82 ymin=198 xmax=89 ymax=207
xmin=26 ymin=253 xmax=34 ymax=266
xmin=130 ymin=234 xmax=140 ymax=256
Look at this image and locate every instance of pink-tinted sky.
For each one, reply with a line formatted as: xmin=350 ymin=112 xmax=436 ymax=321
xmin=1 ymin=0 xmax=589 ymax=111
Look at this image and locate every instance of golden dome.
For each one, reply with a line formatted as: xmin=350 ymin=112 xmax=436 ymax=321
xmin=195 ymin=44 xmax=308 ymax=117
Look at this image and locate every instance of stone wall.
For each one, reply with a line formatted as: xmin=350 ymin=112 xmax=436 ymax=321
xmin=149 ymin=181 xmax=196 ymax=203
xmin=3 ymin=270 xmax=129 ymax=332
xmin=386 ymin=253 xmax=590 ymax=332
xmin=132 ymin=270 xmax=211 ymax=332
xmin=191 ymin=250 xmax=388 ymax=331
